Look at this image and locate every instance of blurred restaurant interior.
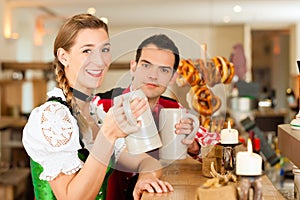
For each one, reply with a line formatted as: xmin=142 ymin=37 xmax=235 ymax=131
xmin=1 ymin=0 xmax=300 ymax=199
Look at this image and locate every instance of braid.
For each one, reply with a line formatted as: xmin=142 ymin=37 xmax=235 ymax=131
xmin=53 ymin=58 xmax=90 ymax=135
xmin=53 ymin=59 xmax=73 ymax=106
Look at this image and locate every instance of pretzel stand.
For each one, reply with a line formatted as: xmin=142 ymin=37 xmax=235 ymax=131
xmin=177 ymin=43 xmax=234 ymax=133
xmin=176 ymin=43 xmax=235 ymax=179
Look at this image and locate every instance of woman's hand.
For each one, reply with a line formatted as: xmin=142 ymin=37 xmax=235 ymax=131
xmin=129 ymin=96 xmax=148 ymax=120
xmin=101 ymin=96 xmax=148 ymax=142
xmin=133 ymin=173 xmax=173 ymax=200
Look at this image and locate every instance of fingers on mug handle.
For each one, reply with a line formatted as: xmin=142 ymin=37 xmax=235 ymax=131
xmin=184 ymin=112 xmax=200 ymax=141
xmin=111 ymin=101 xmax=140 ymax=135
xmin=121 ymin=97 xmax=138 ymax=126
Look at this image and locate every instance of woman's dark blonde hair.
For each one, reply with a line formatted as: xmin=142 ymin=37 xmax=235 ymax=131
xmin=53 ymin=13 xmax=108 ymax=105
xmin=53 ymin=13 xmax=108 ymax=133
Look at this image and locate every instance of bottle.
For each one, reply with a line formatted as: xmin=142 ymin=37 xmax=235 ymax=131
xmin=286 ymin=88 xmax=295 ymax=106
xmin=286 ymin=88 xmax=299 ymax=111
xmin=270 ymin=89 xmax=276 ymax=108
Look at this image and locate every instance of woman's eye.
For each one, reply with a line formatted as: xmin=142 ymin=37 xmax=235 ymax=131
xmin=83 ymin=49 xmax=92 ymax=54
xmin=102 ymin=47 xmax=110 ymax=53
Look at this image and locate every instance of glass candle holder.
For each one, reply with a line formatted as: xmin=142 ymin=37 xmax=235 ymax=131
xmin=237 ymin=175 xmax=262 ymax=200
xmin=223 ymin=146 xmax=236 ymax=172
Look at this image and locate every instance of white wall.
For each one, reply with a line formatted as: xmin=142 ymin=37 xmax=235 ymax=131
xmin=99 ymin=25 xmax=245 ymax=110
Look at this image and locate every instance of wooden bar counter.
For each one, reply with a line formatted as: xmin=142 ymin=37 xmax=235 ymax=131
xmin=278 ymin=124 xmax=300 ymax=168
xmin=141 ymin=156 xmax=284 ymax=200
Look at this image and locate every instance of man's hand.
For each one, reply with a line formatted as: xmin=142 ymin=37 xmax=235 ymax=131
xmin=133 ymin=173 xmax=173 ymax=200
xmin=175 ymin=118 xmax=201 ymax=156
xmin=175 ymin=118 xmax=193 ymax=134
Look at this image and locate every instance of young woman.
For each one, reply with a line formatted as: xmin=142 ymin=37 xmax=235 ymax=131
xmin=22 ymin=13 xmax=173 ymax=200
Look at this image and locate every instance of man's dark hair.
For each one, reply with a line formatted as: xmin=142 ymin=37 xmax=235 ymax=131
xmin=135 ymin=34 xmax=180 ymax=71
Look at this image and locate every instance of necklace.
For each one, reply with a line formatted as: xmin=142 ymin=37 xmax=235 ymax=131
xmin=71 ymin=88 xmax=93 ymax=102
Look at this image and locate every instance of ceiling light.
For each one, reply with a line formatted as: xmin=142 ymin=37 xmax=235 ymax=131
xmin=233 ymin=5 xmax=242 ymax=13
xmin=100 ymin=17 xmax=108 ymax=24
xmin=87 ymin=7 xmax=96 ymax=15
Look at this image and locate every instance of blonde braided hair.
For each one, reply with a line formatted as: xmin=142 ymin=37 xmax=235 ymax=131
xmin=52 ymin=13 xmax=108 ymax=136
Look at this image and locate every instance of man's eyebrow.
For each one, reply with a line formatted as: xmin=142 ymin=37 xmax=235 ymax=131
xmin=140 ymin=59 xmax=152 ymax=64
xmin=140 ymin=59 xmax=172 ymax=69
xmin=160 ymin=66 xmax=172 ymax=69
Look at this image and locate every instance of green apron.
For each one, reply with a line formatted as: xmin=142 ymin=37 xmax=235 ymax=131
xmin=30 ymin=151 xmax=114 ymax=200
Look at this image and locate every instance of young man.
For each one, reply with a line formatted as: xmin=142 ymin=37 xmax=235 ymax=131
xmin=97 ymin=34 xmax=202 ymax=199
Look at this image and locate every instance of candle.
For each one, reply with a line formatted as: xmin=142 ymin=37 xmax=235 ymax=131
xmin=236 ymin=139 xmax=262 ymax=176
xmin=220 ymin=121 xmax=239 ymax=144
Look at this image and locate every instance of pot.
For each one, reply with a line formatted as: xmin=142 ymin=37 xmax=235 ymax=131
xmin=228 ymin=97 xmax=258 ymax=112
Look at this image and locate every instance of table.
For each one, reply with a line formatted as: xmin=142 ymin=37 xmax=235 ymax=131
xmin=278 ymin=124 xmax=300 ymax=168
xmin=141 ymin=156 xmax=284 ymax=200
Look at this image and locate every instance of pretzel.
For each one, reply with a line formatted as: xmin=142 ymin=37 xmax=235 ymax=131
xmin=194 ymin=58 xmax=208 ymax=86
xmin=212 ymin=56 xmax=228 ymax=83
xmin=200 ymin=115 xmax=211 ymax=129
xmin=176 ymin=59 xmax=201 ymax=87
xmin=206 ymin=60 xmax=222 ymax=87
xmin=224 ymin=61 xmax=235 ymax=84
xmin=190 ymin=85 xmax=221 ymax=116
xmin=211 ymin=56 xmax=235 ymax=85
xmin=200 ymin=115 xmax=226 ymax=133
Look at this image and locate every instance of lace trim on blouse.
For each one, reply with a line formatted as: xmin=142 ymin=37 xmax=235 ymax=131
xmin=41 ymin=103 xmax=73 ymax=147
xmin=22 ymin=88 xmax=83 ymax=181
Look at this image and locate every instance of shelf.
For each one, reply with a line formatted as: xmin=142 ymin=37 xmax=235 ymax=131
xmin=0 ymin=79 xmax=46 ymax=85
xmin=0 ymin=79 xmax=22 ymax=84
xmin=1 ymin=61 xmax=52 ymax=71
xmin=0 ymin=116 xmax=27 ymax=130
xmin=2 ymin=141 xmax=23 ymax=148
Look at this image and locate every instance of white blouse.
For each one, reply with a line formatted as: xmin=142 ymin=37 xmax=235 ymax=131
xmin=22 ymin=88 xmax=125 ymax=181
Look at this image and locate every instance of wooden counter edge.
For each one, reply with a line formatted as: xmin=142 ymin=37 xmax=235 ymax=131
xmin=278 ymin=124 xmax=300 ymax=167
